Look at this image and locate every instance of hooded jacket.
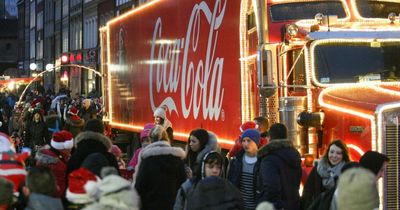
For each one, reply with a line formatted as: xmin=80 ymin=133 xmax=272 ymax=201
xmin=64 ymin=117 xmax=85 ymax=138
xmin=66 ymin=131 xmax=118 ymax=176
xmin=186 ymin=132 xmax=221 ymax=178
xmin=35 ymin=146 xmax=69 ymax=198
xmin=256 ymin=139 xmax=302 ymax=210
xmin=134 ymin=141 xmax=186 ymax=210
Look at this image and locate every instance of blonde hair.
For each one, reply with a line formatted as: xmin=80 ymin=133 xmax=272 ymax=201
xmin=149 ymin=125 xmax=170 ymax=143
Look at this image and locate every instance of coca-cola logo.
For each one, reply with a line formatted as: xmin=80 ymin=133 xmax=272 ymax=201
xmin=149 ymin=0 xmax=226 ymax=121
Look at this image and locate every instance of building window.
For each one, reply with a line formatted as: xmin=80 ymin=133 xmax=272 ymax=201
xmin=30 ymin=3 xmax=36 ymax=28
xmin=37 ymin=12 xmax=43 ymax=30
xmin=62 ymin=0 xmax=69 ymax=17
xmin=55 ymin=0 xmax=61 ymax=21
xmin=30 ymin=30 xmax=35 ymax=58
xmin=6 ymin=43 xmax=11 ymax=50
xmin=62 ymin=20 xmax=69 ymax=52
xmin=37 ymin=40 xmax=43 ymax=59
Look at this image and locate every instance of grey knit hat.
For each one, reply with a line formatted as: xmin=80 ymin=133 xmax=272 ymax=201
xmin=336 ymin=168 xmax=379 ymax=210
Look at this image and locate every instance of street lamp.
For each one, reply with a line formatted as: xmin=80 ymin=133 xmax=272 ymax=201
xmin=45 ymin=63 xmax=55 ymax=71
xmin=29 ymin=63 xmax=37 ymax=71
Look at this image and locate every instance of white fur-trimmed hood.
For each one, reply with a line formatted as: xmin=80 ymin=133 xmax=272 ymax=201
xmin=195 ymin=131 xmax=221 ymax=164
xmin=75 ymin=131 xmax=112 ymax=149
xmin=141 ymin=141 xmax=185 ymax=160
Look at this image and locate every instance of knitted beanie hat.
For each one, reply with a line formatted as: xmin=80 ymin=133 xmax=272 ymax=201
xmin=336 ymin=168 xmax=379 ymax=210
xmin=81 ymin=153 xmax=110 ymax=177
xmin=241 ymin=129 xmax=261 ymax=146
xmin=140 ymin=123 xmax=155 ymax=141
xmin=153 ymin=106 xmax=167 ymax=119
xmin=51 ymin=130 xmax=74 ymax=150
xmin=359 ymin=150 xmax=389 ymax=175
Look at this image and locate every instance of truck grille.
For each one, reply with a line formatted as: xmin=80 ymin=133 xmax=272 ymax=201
xmin=385 ymin=124 xmax=400 ymax=210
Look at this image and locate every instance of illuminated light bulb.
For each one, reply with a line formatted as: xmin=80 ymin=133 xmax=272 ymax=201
xmin=388 ymin=12 xmax=397 ymax=24
xmin=287 ymin=24 xmax=299 ymax=37
xmin=315 ymin=13 xmax=324 ymax=25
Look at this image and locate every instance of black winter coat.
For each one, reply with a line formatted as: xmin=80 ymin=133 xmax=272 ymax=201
xmin=300 ymin=165 xmax=324 ymax=210
xmin=135 ymin=141 xmax=186 ymax=210
xmin=257 ymin=139 xmax=302 ymax=210
xmin=186 ymin=176 xmax=244 ymax=210
xmin=25 ymin=120 xmax=49 ymax=147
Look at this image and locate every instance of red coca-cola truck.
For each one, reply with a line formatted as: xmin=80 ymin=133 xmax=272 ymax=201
xmin=100 ymin=0 xmax=400 ymax=208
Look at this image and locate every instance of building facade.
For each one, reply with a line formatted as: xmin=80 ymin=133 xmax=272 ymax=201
xmin=17 ymin=0 xmax=153 ymax=96
xmin=0 ymin=0 xmax=18 ymax=77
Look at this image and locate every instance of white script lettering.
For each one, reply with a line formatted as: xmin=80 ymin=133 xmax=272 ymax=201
xmin=149 ymin=0 xmax=226 ymax=121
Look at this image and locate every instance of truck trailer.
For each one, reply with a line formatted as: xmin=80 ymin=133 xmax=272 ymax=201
xmin=100 ymin=1 xmax=400 ymax=208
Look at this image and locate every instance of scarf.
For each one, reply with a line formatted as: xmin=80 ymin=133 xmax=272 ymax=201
xmin=317 ymin=159 xmax=346 ymax=190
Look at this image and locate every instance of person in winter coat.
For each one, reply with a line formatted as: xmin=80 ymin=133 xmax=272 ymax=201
xmin=301 ymin=139 xmax=350 ymax=210
xmin=35 ymin=130 xmax=74 ymax=198
xmin=25 ymin=109 xmax=49 ymax=150
xmin=66 ymin=130 xmax=119 ymax=177
xmin=227 ymin=121 xmax=258 ymax=159
xmin=254 ymin=116 xmax=269 ymax=139
xmin=134 ymin=125 xmax=186 ymax=210
xmin=174 ymin=151 xmax=224 ymax=210
xmin=227 ymin=129 xmax=260 ymax=210
xmin=184 ymin=128 xmax=220 ymax=179
xmin=22 ymin=166 xmax=64 ymax=210
xmin=79 ymin=99 xmax=97 ymax=123
xmin=83 ymin=171 xmax=140 ymax=210
xmin=307 ymin=161 xmax=361 ymax=210
xmin=110 ymin=145 xmax=126 ymax=169
xmin=186 ymin=176 xmax=244 ymax=210
xmin=128 ymin=123 xmax=155 ymax=172
xmin=64 ymin=106 xmax=85 ymax=138
xmin=335 ymin=168 xmax=379 ymax=210
xmin=359 ymin=150 xmax=390 ymax=181
xmin=256 ymin=123 xmax=302 ymax=210
xmin=153 ymin=106 xmax=174 ymax=141
xmin=45 ymin=110 xmax=62 ymax=136
xmin=55 ymin=97 xmax=69 ymax=128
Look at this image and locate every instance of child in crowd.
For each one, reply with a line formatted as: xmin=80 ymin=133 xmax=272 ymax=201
xmin=174 ymin=151 xmax=224 ymax=210
xmin=111 ymin=145 xmax=126 ymax=169
xmin=128 ymin=123 xmax=155 ymax=172
xmin=227 ymin=129 xmax=261 ymax=210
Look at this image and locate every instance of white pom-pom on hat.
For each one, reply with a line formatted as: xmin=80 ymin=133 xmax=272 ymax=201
xmin=51 ymin=130 xmax=74 ymax=150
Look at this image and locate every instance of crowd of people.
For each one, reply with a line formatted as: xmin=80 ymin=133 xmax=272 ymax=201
xmin=0 ymin=88 xmax=391 ymax=210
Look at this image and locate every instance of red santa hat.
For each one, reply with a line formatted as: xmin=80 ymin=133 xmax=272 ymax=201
xmin=51 ymin=130 xmax=74 ymax=150
xmin=0 ymin=152 xmax=29 ymax=192
xmin=66 ymin=167 xmax=99 ymax=204
xmin=68 ymin=106 xmax=81 ymax=121
xmin=239 ymin=121 xmax=258 ymax=133
xmin=68 ymin=106 xmax=79 ymax=116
